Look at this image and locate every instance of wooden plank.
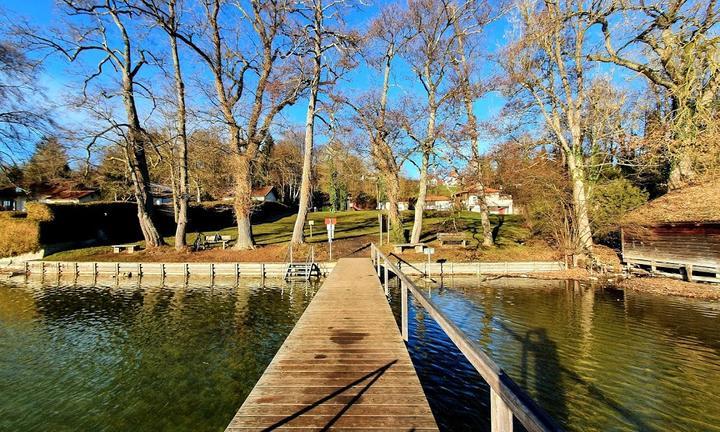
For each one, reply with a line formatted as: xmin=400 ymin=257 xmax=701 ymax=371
xmin=225 ymin=258 xmax=438 ymax=431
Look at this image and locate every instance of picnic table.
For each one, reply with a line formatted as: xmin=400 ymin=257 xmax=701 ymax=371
xmin=204 ymin=235 xmax=233 ymax=249
xmin=437 ymin=232 xmax=468 ymax=247
xmin=393 ymin=243 xmax=427 ymax=254
xmin=112 ymin=244 xmax=137 ymax=254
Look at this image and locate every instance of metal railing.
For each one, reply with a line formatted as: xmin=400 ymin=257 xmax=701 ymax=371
xmin=370 ymin=243 xmax=563 ymax=432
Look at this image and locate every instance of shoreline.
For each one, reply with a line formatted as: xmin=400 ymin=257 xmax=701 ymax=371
xmin=617 ymin=276 xmax=720 ymax=301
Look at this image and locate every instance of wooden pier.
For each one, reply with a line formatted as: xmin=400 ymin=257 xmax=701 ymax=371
xmin=225 ymin=257 xmax=438 ymax=431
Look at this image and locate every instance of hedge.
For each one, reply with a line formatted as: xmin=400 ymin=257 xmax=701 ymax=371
xmin=0 ymin=200 xmax=286 ymax=257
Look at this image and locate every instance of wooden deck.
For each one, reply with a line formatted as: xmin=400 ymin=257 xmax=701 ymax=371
xmin=225 ymin=257 xmax=438 ymax=431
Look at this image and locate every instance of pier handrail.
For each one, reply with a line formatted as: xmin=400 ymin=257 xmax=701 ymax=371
xmin=370 ymin=243 xmax=563 ymax=432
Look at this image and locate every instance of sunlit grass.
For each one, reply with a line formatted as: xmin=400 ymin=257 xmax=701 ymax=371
xmin=44 ymin=210 xmax=531 ymax=261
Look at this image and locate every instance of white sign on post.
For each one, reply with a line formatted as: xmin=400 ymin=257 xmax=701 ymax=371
xmin=424 ymin=247 xmax=435 ymax=266
xmin=325 ymin=218 xmax=337 ymax=259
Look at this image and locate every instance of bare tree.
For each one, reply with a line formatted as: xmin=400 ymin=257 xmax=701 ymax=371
xmin=499 ymin=0 xmax=601 ymax=260
xmin=290 ymin=0 xmax=359 ymax=245
xmin=404 ymin=0 xmax=458 ymax=244
xmin=0 ymin=31 xmax=54 ymax=176
xmin=446 ymin=0 xmax=497 ymax=247
xmin=25 ymin=0 xmax=165 ymax=247
xmin=139 ymin=0 xmax=190 ymax=250
xmin=138 ymin=0 xmax=306 ymax=249
xmin=591 ymin=0 xmax=720 ymax=188
xmin=343 ymin=4 xmax=413 ymax=242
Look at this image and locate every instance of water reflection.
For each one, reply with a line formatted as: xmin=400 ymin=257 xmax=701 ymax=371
xmin=391 ymin=277 xmax=720 ymax=432
xmin=0 ymin=279 xmax=318 ymax=432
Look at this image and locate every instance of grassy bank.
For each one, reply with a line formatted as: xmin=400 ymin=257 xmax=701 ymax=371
xmin=43 ymin=210 xmax=558 ymax=263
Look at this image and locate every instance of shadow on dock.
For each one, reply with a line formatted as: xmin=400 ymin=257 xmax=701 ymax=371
xmin=260 ymin=360 xmax=398 ymax=431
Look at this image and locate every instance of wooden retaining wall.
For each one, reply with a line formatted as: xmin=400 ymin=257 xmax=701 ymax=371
xmin=24 ymin=260 xmax=565 ymax=278
xmin=24 ymin=261 xmax=334 ymax=278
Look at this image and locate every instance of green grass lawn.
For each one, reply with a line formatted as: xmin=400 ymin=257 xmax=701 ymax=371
xmin=44 ymin=210 xmax=534 ymax=261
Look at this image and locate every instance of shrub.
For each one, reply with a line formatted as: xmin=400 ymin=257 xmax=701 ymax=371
xmin=590 ymin=178 xmax=648 ymax=246
xmin=26 ymin=202 xmax=54 ymax=222
xmin=0 ymin=216 xmax=40 ymax=257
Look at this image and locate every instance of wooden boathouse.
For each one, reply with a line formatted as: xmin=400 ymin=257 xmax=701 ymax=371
xmin=621 ymin=179 xmax=720 ymax=283
xmin=225 ymin=250 xmax=561 ymax=432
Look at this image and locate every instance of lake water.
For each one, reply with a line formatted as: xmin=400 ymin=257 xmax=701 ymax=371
xmin=390 ymin=277 xmax=720 ymax=432
xmin=0 ymin=279 xmax=317 ymax=432
xmin=2 ymin=276 xmax=719 ymax=432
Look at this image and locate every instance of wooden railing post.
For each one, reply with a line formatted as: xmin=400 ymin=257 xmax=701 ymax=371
xmin=383 ymin=258 xmax=389 ymax=296
xmin=401 ymin=278 xmax=408 ymax=342
xmin=491 ymin=389 xmax=513 ymax=432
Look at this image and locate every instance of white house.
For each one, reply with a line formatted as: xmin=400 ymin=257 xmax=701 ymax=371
xmin=454 ymin=187 xmax=514 ymax=215
xmin=0 ymin=186 xmax=28 ymax=211
xmin=423 ymin=195 xmax=453 ymax=211
xmin=33 ymin=184 xmax=100 ymax=205
xmin=251 ymin=186 xmax=278 ymax=202
xmin=382 ymin=201 xmax=409 ymax=211
xmin=150 ymin=183 xmax=174 ymax=206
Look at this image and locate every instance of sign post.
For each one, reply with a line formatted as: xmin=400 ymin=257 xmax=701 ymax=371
xmin=325 ymin=218 xmax=337 ymax=260
xmin=423 ymin=247 xmax=435 ymax=275
xmin=378 ymin=214 xmax=383 ymax=246
xmin=308 ymin=219 xmax=314 ymax=240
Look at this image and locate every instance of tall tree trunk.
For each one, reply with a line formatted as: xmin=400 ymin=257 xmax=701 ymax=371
xmin=291 ymin=84 xmax=318 ymax=244
xmin=410 ymin=149 xmax=430 ymax=244
xmin=384 ymin=170 xmax=404 ymax=242
xmin=122 ymin=81 xmax=164 ymax=247
xmin=566 ymin=150 xmax=593 ymax=255
xmin=376 ymin=47 xmax=406 ymax=243
xmin=291 ymin=23 xmax=322 ymax=245
xmin=233 ymin=152 xmax=256 ymax=250
xmin=124 ymin=133 xmax=163 ymax=247
xmin=169 ymin=3 xmax=189 ymax=251
xmin=448 ymin=8 xmax=493 ymax=247
xmin=473 ymin=159 xmax=493 ymax=247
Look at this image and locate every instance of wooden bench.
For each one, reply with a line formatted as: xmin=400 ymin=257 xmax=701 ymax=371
xmin=204 ymin=235 xmax=233 ymax=249
xmin=438 ymin=232 xmax=467 ymax=247
xmin=393 ymin=243 xmax=427 ymax=254
xmin=112 ymin=244 xmax=137 ymax=254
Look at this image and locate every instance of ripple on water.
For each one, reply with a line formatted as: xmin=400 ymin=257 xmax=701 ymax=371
xmin=0 ymin=280 xmax=318 ymax=432
xmin=390 ymin=278 xmax=720 ymax=432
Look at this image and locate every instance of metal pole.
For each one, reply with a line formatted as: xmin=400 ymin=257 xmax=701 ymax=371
xmin=401 ymin=278 xmax=408 ymax=342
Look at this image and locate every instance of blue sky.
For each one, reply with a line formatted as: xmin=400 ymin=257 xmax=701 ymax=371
xmin=2 ymin=0 xmax=642 ymax=179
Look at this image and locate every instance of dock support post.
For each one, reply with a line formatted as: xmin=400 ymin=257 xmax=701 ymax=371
xmin=24 ymin=261 xmax=29 ymax=283
xmin=490 ymin=389 xmax=513 ymax=432
xmin=401 ymin=278 xmax=408 ymax=342
xmin=161 ymin=263 xmax=166 ymax=286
